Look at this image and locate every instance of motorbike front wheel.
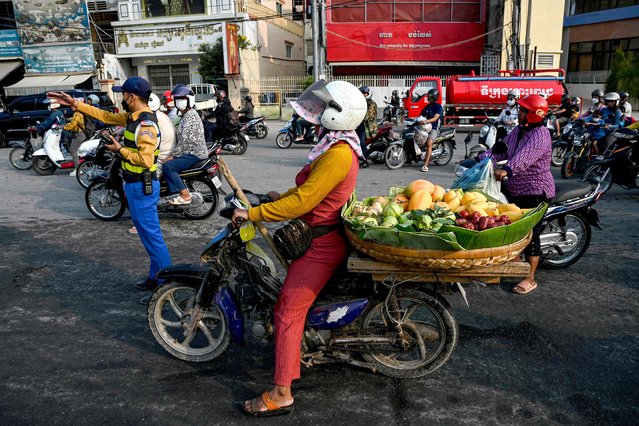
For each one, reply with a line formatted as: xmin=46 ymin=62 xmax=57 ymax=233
xmin=9 ymin=146 xmax=32 ymax=170
xmin=540 ymin=213 xmax=591 ymax=269
xmin=76 ymin=161 xmax=105 ymax=189
xmin=551 ymin=145 xmax=566 ymax=167
xmin=384 ymin=145 xmax=406 ymax=170
xmin=255 ymin=123 xmax=268 ymax=139
xmin=148 ymin=281 xmax=231 ymax=363
xmin=360 ymin=289 xmax=458 ymax=379
xmin=433 ymin=140 xmax=454 ymax=166
xmin=583 ymin=164 xmax=613 ymax=194
xmin=561 ymin=156 xmax=578 ymax=179
xmin=276 ymin=132 xmax=293 ymax=149
xmin=85 ymin=181 xmax=126 ymax=221
xmin=32 ymin=155 xmax=57 ymax=175
xmin=182 ymin=178 xmax=218 ymax=220
xmin=232 ymin=135 xmax=248 ymax=155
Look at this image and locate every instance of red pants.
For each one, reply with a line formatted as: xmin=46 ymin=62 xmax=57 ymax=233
xmin=273 ymin=230 xmax=349 ymax=387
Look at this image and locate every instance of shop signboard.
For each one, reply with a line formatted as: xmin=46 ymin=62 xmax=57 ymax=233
xmin=224 ymin=23 xmax=239 ymax=75
xmin=0 ymin=30 xmax=22 ymax=58
xmin=115 ymin=23 xmax=223 ymax=57
xmin=11 ymin=0 xmax=95 ymax=73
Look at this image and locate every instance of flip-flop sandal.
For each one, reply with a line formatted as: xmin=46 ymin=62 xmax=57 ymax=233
xmin=128 ymin=226 xmax=138 ymax=235
xmin=421 ymin=165 xmax=429 ymax=172
xmin=243 ymin=391 xmax=295 ymax=417
xmin=512 ymin=279 xmax=537 ymax=294
xmin=168 ymin=195 xmax=192 ymax=205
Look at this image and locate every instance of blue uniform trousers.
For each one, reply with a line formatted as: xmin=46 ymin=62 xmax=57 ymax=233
xmin=124 ymin=180 xmax=172 ymax=281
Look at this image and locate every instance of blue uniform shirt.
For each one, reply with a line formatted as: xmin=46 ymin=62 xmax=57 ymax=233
xmin=420 ymin=103 xmax=443 ymax=130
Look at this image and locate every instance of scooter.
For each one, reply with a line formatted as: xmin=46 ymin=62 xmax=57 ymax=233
xmin=31 ymin=125 xmax=82 ymax=175
xmin=583 ymin=127 xmax=639 ymax=194
xmin=366 ymin=121 xmax=400 ymax=164
xmin=275 ymin=117 xmax=316 ymax=148
xmin=9 ymin=128 xmax=41 ymax=170
xmin=384 ymin=118 xmax=456 ymax=170
xmin=464 ymin=118 xmax=508 ymax=159
xmin=74 ymin=127 xmax=123 ymax=188
xmin=382 ymin=97 xmax=403 ymax=123
xmin=240 ymin=116 xmax=268 ymax=139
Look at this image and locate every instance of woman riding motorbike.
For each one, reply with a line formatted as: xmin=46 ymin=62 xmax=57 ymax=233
xmin=477 ymin=94 xmax=555 ymax=295
xmin=231 ymin=80 xmax=367 ymax=417
xmin=238 ymin=95 xmax=255 ymax=123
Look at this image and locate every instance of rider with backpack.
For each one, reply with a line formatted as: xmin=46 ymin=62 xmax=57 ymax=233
xmin=203 ymin=90 xmax=234 ymax=142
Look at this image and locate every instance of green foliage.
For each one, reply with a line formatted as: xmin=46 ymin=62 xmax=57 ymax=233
xmin=606 ymin=49 xmax=639 ymax=99
xmin=238 ymin=34 xmax=257 ymax=51
xmin=198 ymin=40 xmax=224 ymax=83
xmin=302 ymin=75 xmax=315 ymax=90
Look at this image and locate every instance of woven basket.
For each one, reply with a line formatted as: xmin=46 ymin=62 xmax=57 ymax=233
xmin=345 ymin=228 xmax=532 ymax=270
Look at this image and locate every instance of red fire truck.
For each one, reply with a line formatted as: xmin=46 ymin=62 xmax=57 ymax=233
xmin=404 ymin=69 xmax=568 ymax=126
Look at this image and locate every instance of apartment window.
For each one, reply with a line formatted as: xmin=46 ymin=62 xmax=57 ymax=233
xmin=286 ymin=42 xmax=293 ymax=58
xmin=570 ymin=0 xmax=639 ymax=15
xmin=331 ymin=0 xmax=482 ymax=23
xmin=276 ymin=2 xmax=283 ymax=14
xmin=142 ymin=0 xmax=206 ymax=18
xmin=568 ymin=37 xmax=639 ymax=72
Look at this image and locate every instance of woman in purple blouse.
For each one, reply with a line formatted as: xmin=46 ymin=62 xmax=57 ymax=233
xmin=478 ymin=94 xmax=555 ymax=295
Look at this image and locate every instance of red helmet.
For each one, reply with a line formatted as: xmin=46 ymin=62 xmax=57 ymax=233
xmin=517 ymin=94 xmax=548 ymax=124
xmin=162 ymin=90 xmax=174 ymax=107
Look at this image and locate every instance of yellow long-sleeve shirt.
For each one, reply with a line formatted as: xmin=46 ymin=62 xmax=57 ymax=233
xmin=63 ymin=111 xmax=84 ymax=133
xmin=248 ymin=144 xmax=354 ymax=222
xmin=74 ymin=102 xmax=158 ymax=169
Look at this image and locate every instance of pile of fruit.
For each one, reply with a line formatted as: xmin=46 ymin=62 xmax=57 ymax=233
xmin=347 ymin=179 xmax=530 ymax=233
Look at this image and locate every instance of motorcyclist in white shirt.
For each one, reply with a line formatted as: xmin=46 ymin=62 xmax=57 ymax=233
xmin=619 ymin=91 xmax=632 ymax=122
xmin=497 ymin=89 xmax=520 ymax=139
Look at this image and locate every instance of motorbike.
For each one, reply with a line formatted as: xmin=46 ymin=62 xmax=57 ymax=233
xmin=551 ymin=121 xmax=576 ymax=167
xmin=205 ymin=123 xmax=249 ymax=155
xmin=74 ymin=128 xmax=123 ymax=188
xmin=147 ymin=193 xmax=458 ymax=378
xmin=384 ymin=118 xmax=456 ymax=170
xmin=464 ymin=118 xmax=507 ymax=159
xmin=240 ymin=116 xmax=268 ymax=139
xmin=560 ymin=120 xmax=597 ymax=179
xmin=85 ymin=136 xmax=222 ymax=221
xmin=382 ymin=97 xmax=403 ymax=123
xmin=454 ymin=158 xmax=602 ymax=269
xmin=9 ymin=128 xmax=41 ymax=170
xmin=582 ymin=127 xmax=639 ymax=194
xmin=275 ymin=117 xmax=316 ymax=149
xmin=366 ymin=121 xmax=400 ymax=164
xmin=31 ymin=125 xmax=81 ymax=175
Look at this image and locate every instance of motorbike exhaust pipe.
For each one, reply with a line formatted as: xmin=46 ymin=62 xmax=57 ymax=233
xmin=223 ymin=144 xmax=237 ymax=151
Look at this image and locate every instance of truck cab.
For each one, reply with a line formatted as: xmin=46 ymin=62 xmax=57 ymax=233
xmin=403 ymin=77 xmax=442 ymax=119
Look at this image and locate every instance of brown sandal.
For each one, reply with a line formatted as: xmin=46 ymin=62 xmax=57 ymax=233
xmin=512 ymin=278 xmax=538 ymax=295
xmin=243 ymin=391 xmax=295 ymax=417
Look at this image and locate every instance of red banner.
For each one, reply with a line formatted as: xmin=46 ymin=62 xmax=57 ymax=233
xmin=326 ymin=22 xmax=486 ymax=63
xmin=224 ymin=23 xmax=240 ymax=75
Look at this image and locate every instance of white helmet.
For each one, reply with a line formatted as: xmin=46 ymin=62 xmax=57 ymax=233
xmin=291 ymin=80 xmax=366 ymax=131
xmin=507 ymin=89 xmax=520 ymax=99
xmin=87 ymin=94 xmax=100 ymax=105
xmin=148 ymin=93 xmax=161 ymax=112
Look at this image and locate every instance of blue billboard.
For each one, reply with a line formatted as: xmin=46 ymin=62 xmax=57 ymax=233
xmin=0 ymin=30 xmax=22 ymax=58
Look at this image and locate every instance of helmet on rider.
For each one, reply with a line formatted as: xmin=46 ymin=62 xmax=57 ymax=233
xmin=507 ymin=89 xmax=520 ymax=106
xmin=604 ymin=92 xmax=620 ymax=107
xmin=87 ymin=94 xmax=100 ymax=106
xmin=517 ymin=94 xmax=548 ymax=125
xmin=392 ymin=90 xmax=398 ymax=96
xmin=592 ymin=89 xmax=604 ymax=98
xmin=244 ymin=95 xmax=252 ymax=102
xmin=148 ymin=93 xmax=161 ymax=112
xmin=215 ymin=90 xmax=227 ymax=102
xmin=427 ymin=88 xmax=439 ymax=103
xmin=571 ymin=96 xmax=581 ymax=106
xmin=619 ymin=91 xmax=629 ymax=102
xmin=291 ymin=80 xmax=367 ymax=131
xmin=171 ymin=84 xmax=196 ymax=110
xmin=359 ymin=86 xmax=371 ymax=99
xmin=162 ymin=90 xmax=174 ymax=108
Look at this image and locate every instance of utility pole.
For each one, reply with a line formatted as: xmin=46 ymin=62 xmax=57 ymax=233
xmin=312 ymin=0 xmax=320 ymax=80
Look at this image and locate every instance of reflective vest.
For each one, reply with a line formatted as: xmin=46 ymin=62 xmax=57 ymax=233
xmin=121 ymin=112 xmax=161 ymax=177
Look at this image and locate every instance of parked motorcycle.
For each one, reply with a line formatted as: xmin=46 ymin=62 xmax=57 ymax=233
xmin=384 ymin=118 xmax=455 ymax=170
xmin=275 ymin=117 xmax=316 ymax=148
xmin=464 ymin=118 xmax=506 ymax=159
xmin=85 ymin=138 xmax=222 ymax=221
xmin=382 ymin=97 xmax=403 ymax=123
xmin=582 ymin=127 xmax=639 ymax=193
xmin=147 ymin=194 xmax=458 ymax=378
xmin=240 ymin=116 xmax=268 ymax=139
xmin=8 ymin=128 xmax=40 ymax=170
xmin=31 ymin=125 xmax=80 ymax=175
xmin=561 ymin=120 xmax=597 ymax=179
xmin=366 ymin=121 xmax=400 ymax=164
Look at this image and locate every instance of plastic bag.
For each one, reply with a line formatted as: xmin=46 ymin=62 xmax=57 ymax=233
xmin=451 ymin=158 xmax=508 ymax=203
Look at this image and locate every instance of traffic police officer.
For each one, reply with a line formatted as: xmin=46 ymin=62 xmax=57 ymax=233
xmin=47 ymin=77 xmax=172 ymax=305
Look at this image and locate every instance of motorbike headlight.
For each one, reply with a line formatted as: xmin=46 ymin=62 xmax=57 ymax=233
xmin=389 ymin=131 xmax=400 ymax=139
xmin=562 ymin=125 xmax=572 ymax=135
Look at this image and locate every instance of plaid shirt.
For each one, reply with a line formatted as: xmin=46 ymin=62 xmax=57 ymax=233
xmin=63 ymin=111 xmax=85 ymax=133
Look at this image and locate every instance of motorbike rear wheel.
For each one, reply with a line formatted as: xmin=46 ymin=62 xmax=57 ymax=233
xmin=32 ymin=155 xmax=57 ymax=175
xmin=276 ymin=132 xmax=293 ymax=149
xmin=9 ymin=146 xmax=33 ymax=170
xmin=85 ymin=181 xmax=126 ymax=221
xmin=561 ymin=156 xmax=578 ymax=179
xmin=182 ymin=178 xmax=218 ymax=220
xmin=148 ymin=281 xmax=231 ymax=363
xmin=232 ymin=136 xmax=248 ymax=155
xmin=540 ymin=213 xmax=591 ymax=269
xmin=360 ymin=289 xmax=458 ymax=379
xmin=384 ymin=145 xmax=406 ymax=170
xmin=583 ymin=164 xmax=613 ymax=194
xmin=551 ymin=145 xmax=566 ymax=167
xmin=433 ymin=140 xmax=454 ymax=166
xmin=255 ymin=123 xmax=268 ymax=139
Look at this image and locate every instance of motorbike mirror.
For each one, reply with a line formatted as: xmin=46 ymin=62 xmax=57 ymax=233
xmin=464 ymin=133 xmax=473 ymax=143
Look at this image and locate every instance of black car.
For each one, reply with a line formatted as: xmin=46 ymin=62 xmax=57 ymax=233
xmin=0 ymin=91 xmax=115 ymax=147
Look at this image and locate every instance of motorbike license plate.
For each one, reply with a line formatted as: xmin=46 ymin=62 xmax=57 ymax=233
xmin=212 ymin=176 xmax=222 ymax=188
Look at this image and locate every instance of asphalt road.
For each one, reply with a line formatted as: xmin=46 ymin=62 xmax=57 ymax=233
xmin=0 ymin=123 xmax=638 ymax=425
